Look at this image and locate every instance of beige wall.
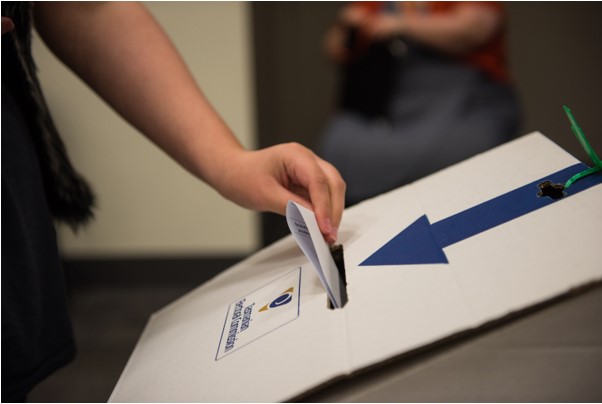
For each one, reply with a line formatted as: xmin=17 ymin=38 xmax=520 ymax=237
xmin=32 ymin=2 xmax=259 ymax=258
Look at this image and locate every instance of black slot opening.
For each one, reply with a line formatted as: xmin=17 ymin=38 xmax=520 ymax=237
xmin=327 ymin=244 xmax=348 ymax=309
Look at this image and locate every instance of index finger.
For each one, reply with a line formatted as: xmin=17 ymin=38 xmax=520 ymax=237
xmin=316 ymin=158 xmax=346 ymax=233
xmin=284 ymin=145 xmax=345 ymax=244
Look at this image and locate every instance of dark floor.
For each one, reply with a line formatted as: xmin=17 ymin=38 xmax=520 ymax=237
xmin=27 ymin=257 xmax=241 ymax=403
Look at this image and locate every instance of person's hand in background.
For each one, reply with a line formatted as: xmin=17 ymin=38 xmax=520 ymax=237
xmin=2 ymin=16 xmax=14 ymax=34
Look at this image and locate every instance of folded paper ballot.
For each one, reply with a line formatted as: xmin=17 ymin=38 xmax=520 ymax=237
xmin=110 ymin=132 xmax=602 ymax=402
xmin=286 ymin=201 xmax=346 ymax=308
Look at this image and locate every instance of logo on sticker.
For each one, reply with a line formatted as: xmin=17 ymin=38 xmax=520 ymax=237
xmin=259 ymin=287 xmax=294 ymax=312
xmin=216 ymin=268 xmax=301 ymax=360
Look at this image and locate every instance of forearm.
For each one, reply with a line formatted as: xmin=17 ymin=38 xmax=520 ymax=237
xmin=323 ymin=24 xmax=348 ymax=63
xmin=406 ymin=9 xmax=499 ymax=54
xmin=323 ymin=4 xmax=372 ymax=64
xmin=373 ymin=4 xmax=502 ymax=55
xmin=33 ymin=2 xmax=346 ymax=240
xmin=33 ymin=2 xmax=242 ymax=189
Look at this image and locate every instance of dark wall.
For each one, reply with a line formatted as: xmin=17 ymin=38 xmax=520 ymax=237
xmin=252 ymin=2 xmax=341 ymax=244
xmin=253 ymin=2 xmax=602 ymax=245
xmin=252 ymin=2 xmax=340 ymax=151
xmin=505 ymin=2 xmax=602 ymax=160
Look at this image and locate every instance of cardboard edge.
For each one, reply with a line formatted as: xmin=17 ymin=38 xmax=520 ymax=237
xmin=289 ymin=279 xmax=602 ymax=402
xmin=346 ymin=132 xmax=550 ymax=212
xmin=108 ymin=313 xmax=158 ymax=402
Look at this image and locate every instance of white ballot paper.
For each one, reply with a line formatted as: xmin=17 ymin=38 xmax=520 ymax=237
xmin=286 ymin=201 xmax=345 ymax=308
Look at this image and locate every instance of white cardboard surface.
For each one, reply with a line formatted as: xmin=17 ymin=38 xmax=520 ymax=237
xmin=110 ymin=132 xmax=602 ymax=402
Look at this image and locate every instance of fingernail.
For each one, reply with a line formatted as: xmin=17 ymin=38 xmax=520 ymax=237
xmin=322 ymin=218 xmax=337 ymax=244
xmin=323 ymin=218 xmax=333 ymax=235
xmin=331 ymin=226 xmax=338 ymax=243
xmin=325 ymin=227 xmax=338 ymax=245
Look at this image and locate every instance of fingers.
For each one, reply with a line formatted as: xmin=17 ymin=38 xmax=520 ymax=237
xmin=317 ymin=158 xmax=346 ymax=236
xmin=230 ymin=143 xmax=345 ymax=245
xmin=280 ymin=144 xmax=346 ymax=245
xmin=305 ymin=163 xmax=337 ymax=244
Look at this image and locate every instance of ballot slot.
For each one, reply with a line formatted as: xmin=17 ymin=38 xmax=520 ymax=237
xmin=286 ymin=201 xmax=347 ymax=309
xmin=327 ymin=245 xmax=348 ymax=310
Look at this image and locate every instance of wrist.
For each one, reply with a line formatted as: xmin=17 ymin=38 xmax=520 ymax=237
xmin=201 ymin=144 xmax=248 ymax=196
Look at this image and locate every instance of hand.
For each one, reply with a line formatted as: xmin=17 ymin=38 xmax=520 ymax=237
xmin=2 ymin=17 xmax=14 ymax=35
xmin=365 ymin=14 xmax=404 ymax=40
xmin=339 ymin=4 xmax=370 ymax=27
xmin=31 ymin=2 xmax=346 ymax=243
xmin=216 ymin=143 xmax=346 ymax=245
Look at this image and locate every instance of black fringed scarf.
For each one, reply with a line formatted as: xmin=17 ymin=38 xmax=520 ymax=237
xmin=2 ymin=2 xmax=95 ymax=230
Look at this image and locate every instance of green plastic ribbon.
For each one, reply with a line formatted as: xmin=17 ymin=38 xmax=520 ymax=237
xmin=563 ymin=106 xmax=602 ymax=189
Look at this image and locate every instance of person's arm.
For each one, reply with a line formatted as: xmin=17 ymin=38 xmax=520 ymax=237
xmin=323 ymin=3 xmax=370 ymax=63
xmin=366 ymin=3 xmax=503 ymax=55
xmin=33 ymin=2 xmax=344 ymax=243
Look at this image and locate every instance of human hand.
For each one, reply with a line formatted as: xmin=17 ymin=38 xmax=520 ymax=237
xmin=364 ymin=14 xmax=404 ymax=40
xmin=215 ymin=143 xmax=346 ymax=245
xmin=31 ymin=2 xmax=344 ymax=242
xmin=338 ymin=4 xmax=370 ymax=28
xmin=2 ymin=17 xmax=14 ymax=35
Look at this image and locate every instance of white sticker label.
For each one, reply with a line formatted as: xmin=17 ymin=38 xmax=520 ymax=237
xmin=215 ymin=267 xmax=301 ymax=360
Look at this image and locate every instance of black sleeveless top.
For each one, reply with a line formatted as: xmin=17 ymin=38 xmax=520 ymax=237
xmin=2 ymin=81 xmax=77 ymax=403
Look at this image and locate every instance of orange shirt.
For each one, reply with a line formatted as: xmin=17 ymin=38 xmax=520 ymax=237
xmin=428 ymin=1 xmax=510 ymax=83
xmin=353 ymin=1 xmax=511 ymax=82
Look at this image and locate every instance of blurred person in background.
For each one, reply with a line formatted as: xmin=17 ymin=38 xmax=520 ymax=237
xmin=1 ymin=3 xmax=344 ymax=401
xmin=319 ymin=1 xmax=521 ymax=206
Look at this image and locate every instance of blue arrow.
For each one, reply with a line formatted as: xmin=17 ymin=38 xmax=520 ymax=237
xmin=360 ymin=163 xmax=602 ymax=266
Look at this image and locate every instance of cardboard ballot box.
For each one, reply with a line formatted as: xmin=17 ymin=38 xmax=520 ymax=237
xmin=110 ymin=132 xmax=602 ymax=402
